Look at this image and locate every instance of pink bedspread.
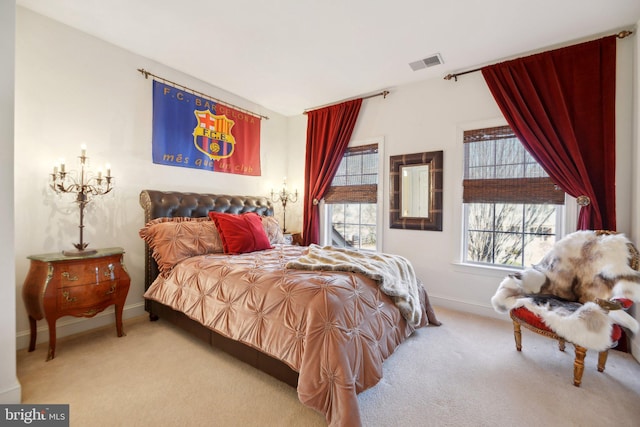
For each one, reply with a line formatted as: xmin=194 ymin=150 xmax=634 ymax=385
xmin=144 ymin=245 xmax=439 ymax=426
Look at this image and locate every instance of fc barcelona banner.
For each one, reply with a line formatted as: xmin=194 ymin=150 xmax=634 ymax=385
xmin=152 ymin=81 xmax=261 ymax=176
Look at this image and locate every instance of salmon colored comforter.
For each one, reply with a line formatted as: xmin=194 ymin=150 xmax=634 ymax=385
xmin=144 ymin=245 xmax=439 ymax=426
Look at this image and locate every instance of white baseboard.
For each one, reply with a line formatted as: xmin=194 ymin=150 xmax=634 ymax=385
xmin=16 ymin=302 xmax=146 ymax=351
xmin=0 ymin=382 xmax=21 ymax=404
xmin=430 ymin=295 xmax=510 ymax=322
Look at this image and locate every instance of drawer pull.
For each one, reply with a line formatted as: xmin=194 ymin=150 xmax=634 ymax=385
xmin=103 ymin=264 xmax=115 ymax=280
xmin=105 ymin=283 xmax=117 ymax=295
xmin=62 ymin=291 xmax=77 ymax=302
xmin=83 ymin=309 xmax=98 ymax=316
xmin=62 ymin=272 xmax=78 ymax=281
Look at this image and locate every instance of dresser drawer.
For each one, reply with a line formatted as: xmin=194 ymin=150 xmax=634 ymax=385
xmin=57 ymin=259 xmax=120 ymax=286
xmin=57 ymin=280 xmax=119 ymax=310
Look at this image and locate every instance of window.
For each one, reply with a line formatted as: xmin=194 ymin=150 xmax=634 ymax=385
xmin=463 ymin=126 xmax=565 ymax=267
xmin=323 ymin=143 xmax=379 ymax=250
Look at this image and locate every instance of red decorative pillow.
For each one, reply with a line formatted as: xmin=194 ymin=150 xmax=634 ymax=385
xmin=208 ymin=212 xmax=272 ymax=254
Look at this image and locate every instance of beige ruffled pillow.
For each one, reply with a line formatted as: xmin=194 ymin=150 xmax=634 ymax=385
xmin=139 ymin=217 xmax=223 ymax=275
xmin=261 ymin=216 xmax=285 ymax=245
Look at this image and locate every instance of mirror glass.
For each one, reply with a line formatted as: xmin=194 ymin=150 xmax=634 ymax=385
xmin=390 ymin=150 xmax=443 ymax=231
xmin=401 ymin=164 xmax=430 ymax=218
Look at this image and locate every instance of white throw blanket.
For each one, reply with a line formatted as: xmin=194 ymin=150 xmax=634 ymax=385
xmin=491 ymin=231 xmax=640 ymax=351
xmin=286 ymin=244 xmax=422 ymax=326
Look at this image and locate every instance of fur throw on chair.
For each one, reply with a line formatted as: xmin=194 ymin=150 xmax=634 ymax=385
xmin=492 ymin=230 xmax=640 ymax=351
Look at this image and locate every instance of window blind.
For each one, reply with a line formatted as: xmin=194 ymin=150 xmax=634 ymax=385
xmin=463 ymin=126 xmax=564 ymax=205
xmin=324 ymin=143 xmax=378 ymax=204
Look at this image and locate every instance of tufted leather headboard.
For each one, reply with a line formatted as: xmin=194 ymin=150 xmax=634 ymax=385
xmin=139 ymin=189 xmax=274 ymax=297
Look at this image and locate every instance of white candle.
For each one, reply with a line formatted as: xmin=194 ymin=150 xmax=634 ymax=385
xmin=97 ymin=168 xmax=103 ymax=179
xmin=106 ymin=163 xmax=111 ymax=177
xmin=80 ymin=144 xmax=87 ymax=157
xmin=60 ymin=159 xmax=65 ymax=173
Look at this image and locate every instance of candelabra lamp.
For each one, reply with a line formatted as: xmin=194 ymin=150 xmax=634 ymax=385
xmin=50 ymin=145 xmax=114 ymax=256
xmin=270 ymin=178 xmax=298 ymax=233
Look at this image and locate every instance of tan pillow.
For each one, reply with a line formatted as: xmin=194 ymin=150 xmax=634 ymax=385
xmin=139 ymin=217 xmax=223 ymax=275
xmin=261 ymin=216 xmax=285 ymax=245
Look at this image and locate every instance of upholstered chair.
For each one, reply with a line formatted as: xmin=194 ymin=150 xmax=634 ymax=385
xmin=493 ymin=230 xmax=639 ymax=387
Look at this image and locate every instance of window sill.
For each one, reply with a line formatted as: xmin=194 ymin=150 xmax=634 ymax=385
xmin=451 ymin=261 xmax=522 ymax=278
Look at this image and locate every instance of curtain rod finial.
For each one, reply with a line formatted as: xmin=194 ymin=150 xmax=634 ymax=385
xmin=617 ymin=30 xmax=633 ymax=39
xmin=137 ymin=68 xmax=150 ymax=79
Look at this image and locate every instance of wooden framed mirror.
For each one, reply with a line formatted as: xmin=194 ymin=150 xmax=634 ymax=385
xmin=390 ymin=150 xmax=443 ymax=231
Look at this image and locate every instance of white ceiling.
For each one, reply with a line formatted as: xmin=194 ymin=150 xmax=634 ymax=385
xmin=17 ymin=0 xmax=640 ymax=116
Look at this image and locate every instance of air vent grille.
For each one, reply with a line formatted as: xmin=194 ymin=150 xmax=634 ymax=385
xmin=409 ymin=53 xmax=444 ymax=71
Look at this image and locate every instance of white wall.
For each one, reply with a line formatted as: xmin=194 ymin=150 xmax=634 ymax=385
xmin=14 ymin=8 xmax=291 ymax=349
xmin=284 ymin=114 xmax=308 ymax=234
xmin=1 ymin=0 xmax=21 ymax=403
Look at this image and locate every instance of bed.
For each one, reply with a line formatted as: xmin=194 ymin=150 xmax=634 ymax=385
xmin=139 ymin=189 xmax=440 ymax=426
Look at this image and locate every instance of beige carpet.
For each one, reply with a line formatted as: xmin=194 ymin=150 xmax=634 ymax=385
xmin=17 ymin=307 xmax=640 ymax=427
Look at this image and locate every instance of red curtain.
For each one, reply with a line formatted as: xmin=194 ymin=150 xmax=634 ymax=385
xmin=481 ymin=36 xmax=616 ymax=230
xmin=302 ymin=99 xmax=362 ymax=245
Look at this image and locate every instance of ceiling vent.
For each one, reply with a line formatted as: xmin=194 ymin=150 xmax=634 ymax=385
xmin=409 ymin=53 xmax=444 ymax=71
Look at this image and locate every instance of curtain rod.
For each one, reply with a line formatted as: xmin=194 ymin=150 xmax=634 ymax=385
xmin=137 ymin=68 xmax=269 ymax=120
xmin=443 ymin=29 xmax=634 ymax=82
xmin=303 ymin=90 xmax=390 ymax=115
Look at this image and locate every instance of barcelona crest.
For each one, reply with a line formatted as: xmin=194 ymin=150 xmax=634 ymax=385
xmin=193 ymin=110 xmax=236 ymax=160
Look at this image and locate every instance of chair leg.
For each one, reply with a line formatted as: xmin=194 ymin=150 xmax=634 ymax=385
xmin=597 ymin=350 xmax=609 ymax=372
xmin=573 ymin=345 xmax=587 ymax=387
xmin=512 ymin=320 xmax=522 ymax=351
